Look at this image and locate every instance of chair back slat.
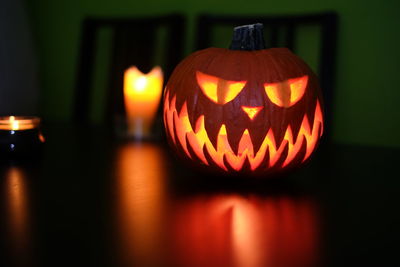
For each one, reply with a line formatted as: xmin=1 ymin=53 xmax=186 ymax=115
xmin=285 ymin=23 xmax=296 ymax=51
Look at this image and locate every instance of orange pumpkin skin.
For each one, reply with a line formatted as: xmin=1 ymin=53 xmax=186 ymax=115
xmin=163 ymin=27 xmax=324 ymax=176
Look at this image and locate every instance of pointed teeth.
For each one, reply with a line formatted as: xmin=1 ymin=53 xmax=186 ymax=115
xmin=164 ymin=95 xmax=324 ymax=172
xmin=224 ymin=125 xmax=245 ymax=155
xmin=218 ymin=124 xmax=227 ymax=135
xmin=238 ymin=129 xmax=254 ymax=156
xmin=194 ymin=115 xmax=205 ymax=133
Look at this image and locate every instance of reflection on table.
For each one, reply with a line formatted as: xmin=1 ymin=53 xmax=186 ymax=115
xmin=2 ymin=126 xmax=397 ymax=267
xmin=114 ymin=143 xmax=169 ymax=266
xmin=112 ymin=142 xmax=319 ymax=267
xmin=170 ymin=195 xmax=319 ymax=267
xmin=2 ymin=166 xmax=32 ymax=266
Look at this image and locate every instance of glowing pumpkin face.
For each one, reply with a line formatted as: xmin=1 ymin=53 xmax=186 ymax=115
xmin=164 ymin=26 xmax=324 ymax=175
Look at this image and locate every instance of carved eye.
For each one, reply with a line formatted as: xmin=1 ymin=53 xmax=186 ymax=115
xmin=264 ymin=76 xmax=308 ymax=107
xmin=196 ymin=71 xmax=246 ymax=105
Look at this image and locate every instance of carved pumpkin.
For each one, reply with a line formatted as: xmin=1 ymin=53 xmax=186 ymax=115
xmin=163 ymin=24 xmax=324 ymax=175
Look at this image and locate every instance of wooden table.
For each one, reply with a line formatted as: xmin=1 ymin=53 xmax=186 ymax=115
xmin=0 ymin=125 xmax=398 ymax=267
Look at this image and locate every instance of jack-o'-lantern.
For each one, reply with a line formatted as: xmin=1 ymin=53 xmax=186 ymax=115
xmin=163 ymin=24 xmax=324 ymax=175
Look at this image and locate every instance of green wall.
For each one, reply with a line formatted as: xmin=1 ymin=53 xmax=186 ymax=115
xmin=26 ymin=0 xmax=400 ymax=147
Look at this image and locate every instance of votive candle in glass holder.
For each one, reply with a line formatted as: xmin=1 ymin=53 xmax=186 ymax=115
xmin=0 ymin=116 xmax=45 ymax=158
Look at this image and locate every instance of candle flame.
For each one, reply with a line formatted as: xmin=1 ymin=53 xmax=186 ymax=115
xmin=10 ymin=116 xmax=20 ymax=130
xmin=133 ymin=76 xmax=148 ymax=93
xmin=0 ymin=116 xmax=39 ymax=131
xmin=124 ymin=66 xmax=163 ymax=100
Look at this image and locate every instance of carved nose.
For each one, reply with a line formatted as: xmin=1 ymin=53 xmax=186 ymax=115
xmin=241 ymin=106 xmax=263 ymax=120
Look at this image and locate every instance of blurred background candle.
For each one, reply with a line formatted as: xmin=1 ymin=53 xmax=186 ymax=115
xmin=0 ymin=116 xmax=44 ymax=157
xmin=0 ymin=116 xmax=38 ymax=131
xmin=123 ymin=66 xmax=163 ymax=140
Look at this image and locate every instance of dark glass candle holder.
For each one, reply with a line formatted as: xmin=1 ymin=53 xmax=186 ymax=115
xmin=0 ymin=116 xmax=45 ymax=159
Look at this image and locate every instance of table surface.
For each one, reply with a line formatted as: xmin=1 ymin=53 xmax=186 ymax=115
xmin=0 ymin=124 xmax=399 ymax=267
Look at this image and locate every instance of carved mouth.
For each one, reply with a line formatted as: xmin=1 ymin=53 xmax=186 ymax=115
xmin=164 ymin=91 xmax=323 ymax=172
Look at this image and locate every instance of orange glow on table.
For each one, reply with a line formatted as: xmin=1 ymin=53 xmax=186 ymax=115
xmin=115 ymin=143 xmax=168 ymax=266
xmin=0 ymin=116 xmax=39 ymax=131
xmin=123 ymin=66 xmax=163 ymax=138
xmin=170 ymin=195 xmax=319 ymax=267
xmin=4 ymin=167 xmax=32 ymax=265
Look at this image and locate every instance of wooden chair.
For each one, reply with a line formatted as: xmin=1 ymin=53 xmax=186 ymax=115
xmin=73 ymin=14 xmax=186 ymax=124
xmin=195 ymin=13 xmax=338 ymax=140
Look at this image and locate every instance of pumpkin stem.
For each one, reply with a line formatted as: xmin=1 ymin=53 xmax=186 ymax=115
xmin=229 ymin=23 xmax=266 ymax=51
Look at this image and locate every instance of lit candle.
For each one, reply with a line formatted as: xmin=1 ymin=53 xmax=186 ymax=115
xmin=123 ymin=66 xmax=163 ymax=139
xmin=0 ymin=116 xmax=44 ymax=157
xmin=0 ymin=116 xmax=38 ymax=131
